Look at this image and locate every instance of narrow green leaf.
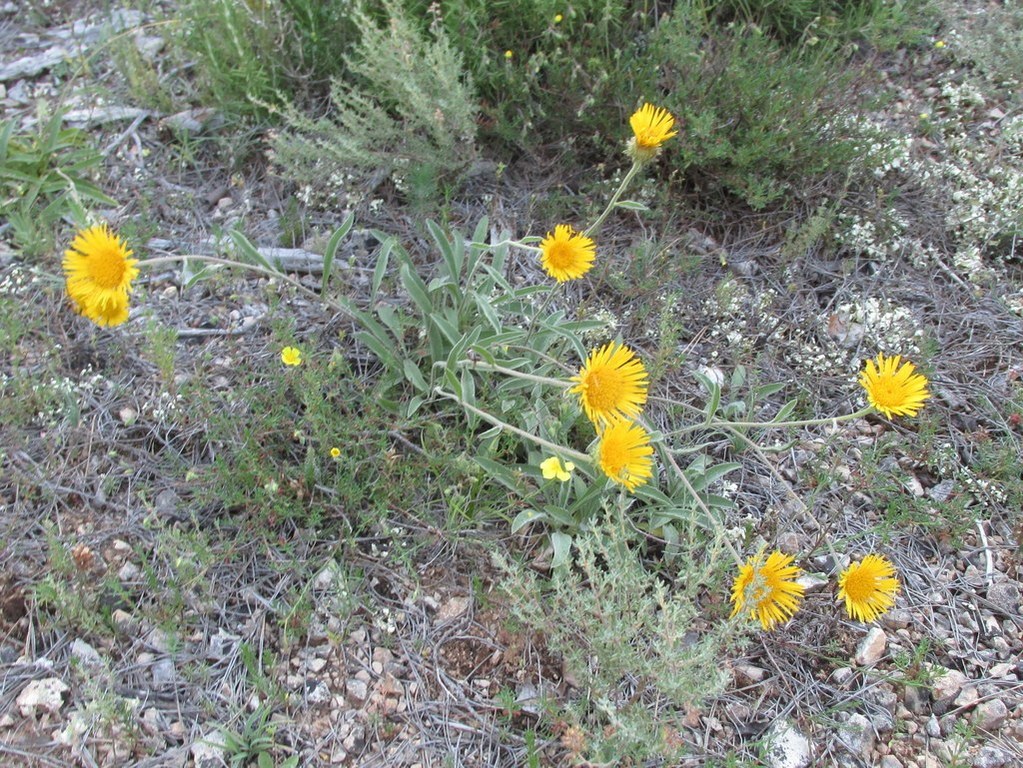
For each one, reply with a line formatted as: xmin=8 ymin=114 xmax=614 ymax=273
xmin=354 ymin=329 xmax=401 ymax=374
xmin=773 ymin=399 xmax=798 ymax=423
xmin=321 ymin=211 xmax=355 ymax=296
xmin=427 ymin=219 xmax=461 ymax=282
xmin=228 ymin=229 xmax=277 ymax=273
xmin=443 ymin=366 xmax=462 ymax=399
xmin=613 ymin=199 xmax=651 ymax=212
xmin=550 ymin=533 xmax=573 ymax=568
xmin=474 ymin=456 xmax=523 ymax=492
xmin=405 ymin=395 xmax=425 ymax=419
xmin=403 ymin=359 xmax=428 ymax=392
xmin=400 ymin=262 xmax=433 ymax=317
xmin=372 ymin=238 xmax=394 ymax=298
xmin=512 ymin=509 xmax=546 ymax=533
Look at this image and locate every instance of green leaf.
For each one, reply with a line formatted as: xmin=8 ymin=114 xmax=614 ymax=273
xmin=427 ymin=219 xmax=462 ymax=282
xmin=354 ymin=329 xmax=401 ymax=374
xmin=405 ymin=395 xmax=425 ymax=419
xmin=321 ymin=211 xmax=355 ymax=296
xmin=400 ymin=262 xmax=433 ymax=317
xmin=372 ymin=238 xmax=394 ymax=298
xmin=474 ymin=456 xmax=523 ymax=492
xmin=613 ymin=199 xmax=651 ymax=212
xmin=512 ymin=508 xmax=546 ymax=533
xmin=773 ymin=398 xmax=798 ymax=423
xmin=550 ymin=532 xmax=573 ymax=568
xmin=403 ymin=359 xmax=428 ymax=392
xmin=443 ymin=366 xmax=462 ymax=399
xmin=228 ymin=229 xmax=277 ymax=273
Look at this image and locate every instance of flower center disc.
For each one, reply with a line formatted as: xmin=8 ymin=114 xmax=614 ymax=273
xmin=583 ymin=369 xmax=625 ymax=411
xmin=89 ymin=246 xmax=128 ymax=288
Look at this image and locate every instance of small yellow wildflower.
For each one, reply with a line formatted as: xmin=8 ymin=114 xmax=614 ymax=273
xmin=63 ymin=224 xmax=139 ymax=327
xmin=859 ymin=353 xmax=930 ymax=419
xmin=540 ymin=456 xmax=575 ymax=482
xmin=281 ymin=346 xmax=303 ymax=366
xmin=554 ymin=13 xmax=563 ymax=23
xmin=934 ymin=40 xmax=946 ymax=49
xmin=730 ymin=551 xmax=805 ymax=630
xmin=596 ymin=419 xmax=654 ymax=492
xmin=330 ymin=447 xmax=341 ymax=459
xmin=539 ymin=224 xmax=596 ymax=282
xmin=569 ymin=342 xmax=648 ymax=427
xmin=504 ymin=49 xmax=514 ymax=59
xmin=837 ymin=554 xmax=900 ymax=623
xmin=627 ymin=103 xmax=678 ymax=162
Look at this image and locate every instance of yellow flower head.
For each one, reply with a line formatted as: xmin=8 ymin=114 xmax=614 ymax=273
xmin=597 ymin=419 xmax=654 ymax=491
xmin=504 ymin=49 xmax=514 ymax=59
xmin=540 ymin=456 xmax=575 ymax=482
xmin=837 ymin=554 xmax=900 ymax=623
xmin=330 ymin=447 xmax=341 ymax=459
xmin=569 ymin=342 xmax=648 ymax=426
xmin=554 ymin=13 xmax=563 ymax=23
xmin=628 ymin=103 xmax=678 ymax=161
xmin=281 ymin=346 xmax=303 ymax=366
xmin=859 ymin=353 xmax=930 ymax=419
xmin=539 ymin=224 xmax=596 ymax=282
xmin=63 ymin=224 xmax=139 ymax=327
xmin=730 ymin=550 xmax=805 ymax=630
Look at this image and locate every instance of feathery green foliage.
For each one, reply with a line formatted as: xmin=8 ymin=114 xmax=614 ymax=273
xmin=270 ymin=0 xmax=478 ymax=205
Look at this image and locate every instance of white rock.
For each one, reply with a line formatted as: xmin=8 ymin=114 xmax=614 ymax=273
xmin=345 ymin=679 xmax=368 ymax=702
xmin=0 ymin=48 xmax=69 ymax=81
xmin=765 ymin=720 xmax=812 ymax=768
xmin=152 ymin=658 xmax=177 ymax=688
xmin=837 ymin=713 xmax=875 ymax=760
xmin=973 ymin=745 xmax=1010 ymax=767
xmin=118 ymin=561 xmax=140 ymax=582
xmin=855 ymin=627 xmax=887 ymax=666
xmin=436 ymin=596 xmax=470 ymax=623
xmin=735 ymin=664 xmax=768 ymax=684
xmin=972 ymin=699 xmax=1008 ymax=730
xmin=190 ymin=728 xmax=226 ymax=768
xmin=17 ymin=677 xmax=70 ymax=717
xmin=70 ymin=639 xmax=102 ymax=668
xmin=931 ymin=668 xmax=968 ymax=702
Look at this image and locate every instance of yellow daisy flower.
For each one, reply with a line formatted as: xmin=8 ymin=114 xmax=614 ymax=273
xmin=597 ymin=419 xmax=654 ymax=491
xmin=330 ymin=447 xmax=341 ymax=459
xmin=569 ymin=342 xmax=648 ymax=427
xmin=281 ymin=346 xmax=303 ymax=366
xmin=539 ymin=224 xmax=596 ymax=283
xmin=730 ymin=551 xmax=805 ymax=630
xmin=859 ymin=353 xmax=930 ymax=419
xmin=63 ymin=224 xmax=139 ymax=327
xmin=837 ymin=554 xmax=900 ymax=623
xmin=540 ymin=456 xmax=575 ymax=482
xmin=628 ymin=103 xmax=678 ymax=161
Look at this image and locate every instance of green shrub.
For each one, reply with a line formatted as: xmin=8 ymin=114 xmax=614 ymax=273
xmin=497 ymin=512 xmax=733 ymax=762
xmin=423 ymin=0 xmax=656 ymax=153
xmin=653 ymin=14 xmax=887 ymax=209
xmin=173 ymin=0 xmax=359 ymax=118
xmin=703 ymin=0 xmax=907 ymax=45
xmin=0 ymin=108 xmax=115 ymax=259
xmin=270 ymin=0 xmax=478 ymax=207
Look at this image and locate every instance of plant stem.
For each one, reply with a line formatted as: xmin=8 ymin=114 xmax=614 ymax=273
xmin=583 ymin=160 xmax=642 ymax=238
xmin=434 ymin=387 xmax=591 ymax=465
xmin=459 ymin=360 xmax=569 ymax=389
xmin=140 ymin=253 xmax=357 ymax=319
xmin=669 ymin=406 xmax=875 ymax=437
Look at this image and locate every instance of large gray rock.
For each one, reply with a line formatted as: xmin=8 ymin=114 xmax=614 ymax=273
xmin=765 ymin=720 xmax=812 ymax=768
